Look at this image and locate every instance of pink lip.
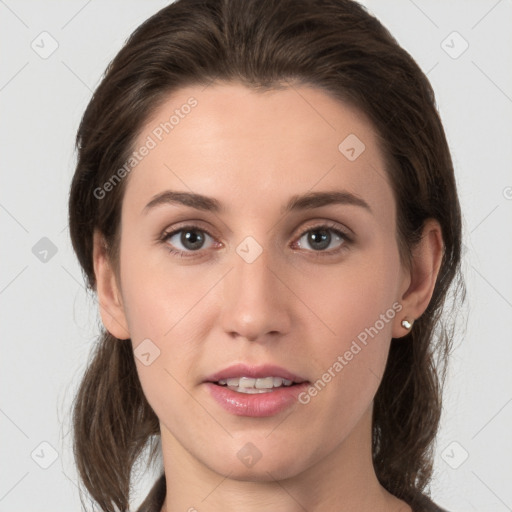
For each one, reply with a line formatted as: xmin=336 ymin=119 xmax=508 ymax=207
xmin=203 ymin=363 xmax=309 ymax=417
xmin=204 ymin=382 xmax=309 ymax=417
xmin=204 ymin=363 xmax=307 ymax=383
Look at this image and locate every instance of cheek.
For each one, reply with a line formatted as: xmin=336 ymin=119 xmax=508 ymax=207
xmin=118 ymin=244 xmax=213 ymax=430
xmin=297 ymin=245 xmax=401 ymax=412
xmin=305 ymin=245 xmax=401 ymax=344
xmin=116 ymin=237 xmax=205 ymax=382
xmin=118 ymin=238 xmax=215 ymax=343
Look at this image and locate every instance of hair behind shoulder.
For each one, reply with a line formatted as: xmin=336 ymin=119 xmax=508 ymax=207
xmin=68 ymin=0 xmax=464 ymax=510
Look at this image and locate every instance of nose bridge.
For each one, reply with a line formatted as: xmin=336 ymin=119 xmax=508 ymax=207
xmin=234 ymin=239 xmax=274 ymax=299
xmin=220 ymin=235 xmax=290 ymax=340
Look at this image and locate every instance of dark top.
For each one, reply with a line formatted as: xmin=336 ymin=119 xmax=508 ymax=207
xmin=135 ymin=473 xmax=449 ymax=512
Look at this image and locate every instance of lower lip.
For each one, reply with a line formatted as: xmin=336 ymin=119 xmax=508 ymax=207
xmin=204 ymin=382 xmax=309 ymax=417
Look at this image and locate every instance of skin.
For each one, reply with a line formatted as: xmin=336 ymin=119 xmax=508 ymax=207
xmin=93 ymin=82 xmax=443 ymax=512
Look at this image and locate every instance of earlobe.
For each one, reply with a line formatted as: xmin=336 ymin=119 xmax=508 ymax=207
xmin=400 ymin=318 xmax=414 ymax=330
xmin=92 ymin=230 xmax=130 ymax=340
xmin=393 ymin=219 xmax=444 ymax=338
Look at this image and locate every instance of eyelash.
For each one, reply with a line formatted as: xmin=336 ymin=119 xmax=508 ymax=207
xmin=159 ymin=222 xmax=352 ymax=259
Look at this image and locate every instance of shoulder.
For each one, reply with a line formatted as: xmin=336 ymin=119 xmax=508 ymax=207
xmin=135 ymin=473 xmax=166 ymax=512
xmin=134 ymin=475 xmax=450 ymax=512
xmin=408 ymin=491 xmax=450 ymax=512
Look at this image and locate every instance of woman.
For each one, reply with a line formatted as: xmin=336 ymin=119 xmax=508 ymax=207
xmin=68 ymin=0 xmax=463 ymax=511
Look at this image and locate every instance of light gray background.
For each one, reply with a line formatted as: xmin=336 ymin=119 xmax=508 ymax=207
xmin=1 ymin=1 xmax=511 ymax=511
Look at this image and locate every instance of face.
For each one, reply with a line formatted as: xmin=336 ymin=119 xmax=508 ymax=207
xmin=99 ymin=82 xmax=413 ymax=481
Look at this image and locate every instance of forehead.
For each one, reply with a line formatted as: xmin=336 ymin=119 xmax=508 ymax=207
xmin=122 ymin=82 xmax=394 ymax=221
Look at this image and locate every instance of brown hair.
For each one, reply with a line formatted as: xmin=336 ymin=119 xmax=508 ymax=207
xmin=68 ymin=0 xmax=464 ymax=510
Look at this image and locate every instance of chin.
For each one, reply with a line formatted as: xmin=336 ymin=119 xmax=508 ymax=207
xmin=216 ymin=461 xmax=305 ymax=483
xmin=202 ymin=439 xmax=312 ymax=482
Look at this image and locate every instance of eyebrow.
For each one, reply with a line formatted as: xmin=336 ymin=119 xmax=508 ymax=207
xmin=142 ymin=190 xmax=372 ymax=215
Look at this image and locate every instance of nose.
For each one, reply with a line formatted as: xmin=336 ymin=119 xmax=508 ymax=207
xmin=220 ymin=241 xmax=292 ymax=343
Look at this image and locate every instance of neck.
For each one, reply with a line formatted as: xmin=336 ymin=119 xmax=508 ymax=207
xmin=158 ymin=407 xmax=410 ymax=512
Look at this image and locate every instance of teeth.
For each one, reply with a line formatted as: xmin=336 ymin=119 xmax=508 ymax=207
xmin=255 ymin=376 xmax=274 ymax=388
xmin=217 ymin=376 xmax=295 ymax=392
xmin=273 ymin=377 xmax=283 ymax=387
xmin=239 ymin=377 xmax=257 ymax=388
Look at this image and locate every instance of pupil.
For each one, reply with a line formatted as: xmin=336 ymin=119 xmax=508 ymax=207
xmin=182 ymin=230 xmax=204 ymax=250
xmin=308 ymin=229 xmax=330 ymax=250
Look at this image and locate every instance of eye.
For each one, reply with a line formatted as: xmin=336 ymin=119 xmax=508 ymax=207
xmin=159 ymin=221 xmax=352 ymax=259
xmin=160 ymin=225 xmax=217 ymax=257
xmin=292 ymin=223 xmax=351 ymax=255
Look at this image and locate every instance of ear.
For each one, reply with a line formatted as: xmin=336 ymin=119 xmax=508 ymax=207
xmin=393 ymin=218 xmax=444 ymax=338
xmin=92 ymin=230 xmax=130 ymax=340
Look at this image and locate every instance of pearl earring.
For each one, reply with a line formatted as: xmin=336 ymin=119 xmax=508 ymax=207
xmin=401 ymin=319 xmax=413 ymax=330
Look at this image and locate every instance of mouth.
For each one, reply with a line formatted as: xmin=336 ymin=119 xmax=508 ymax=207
xmin=203 ymin=364 xmax=309 ymax=417
xmin=213 ymin=376 xmax=303 ymax=394
xmin=204 ymin=363 xmax=308 ymax=391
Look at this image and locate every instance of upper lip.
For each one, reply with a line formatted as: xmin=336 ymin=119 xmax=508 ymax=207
xmin=204 ymin=363 xmax=308 ymax=384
